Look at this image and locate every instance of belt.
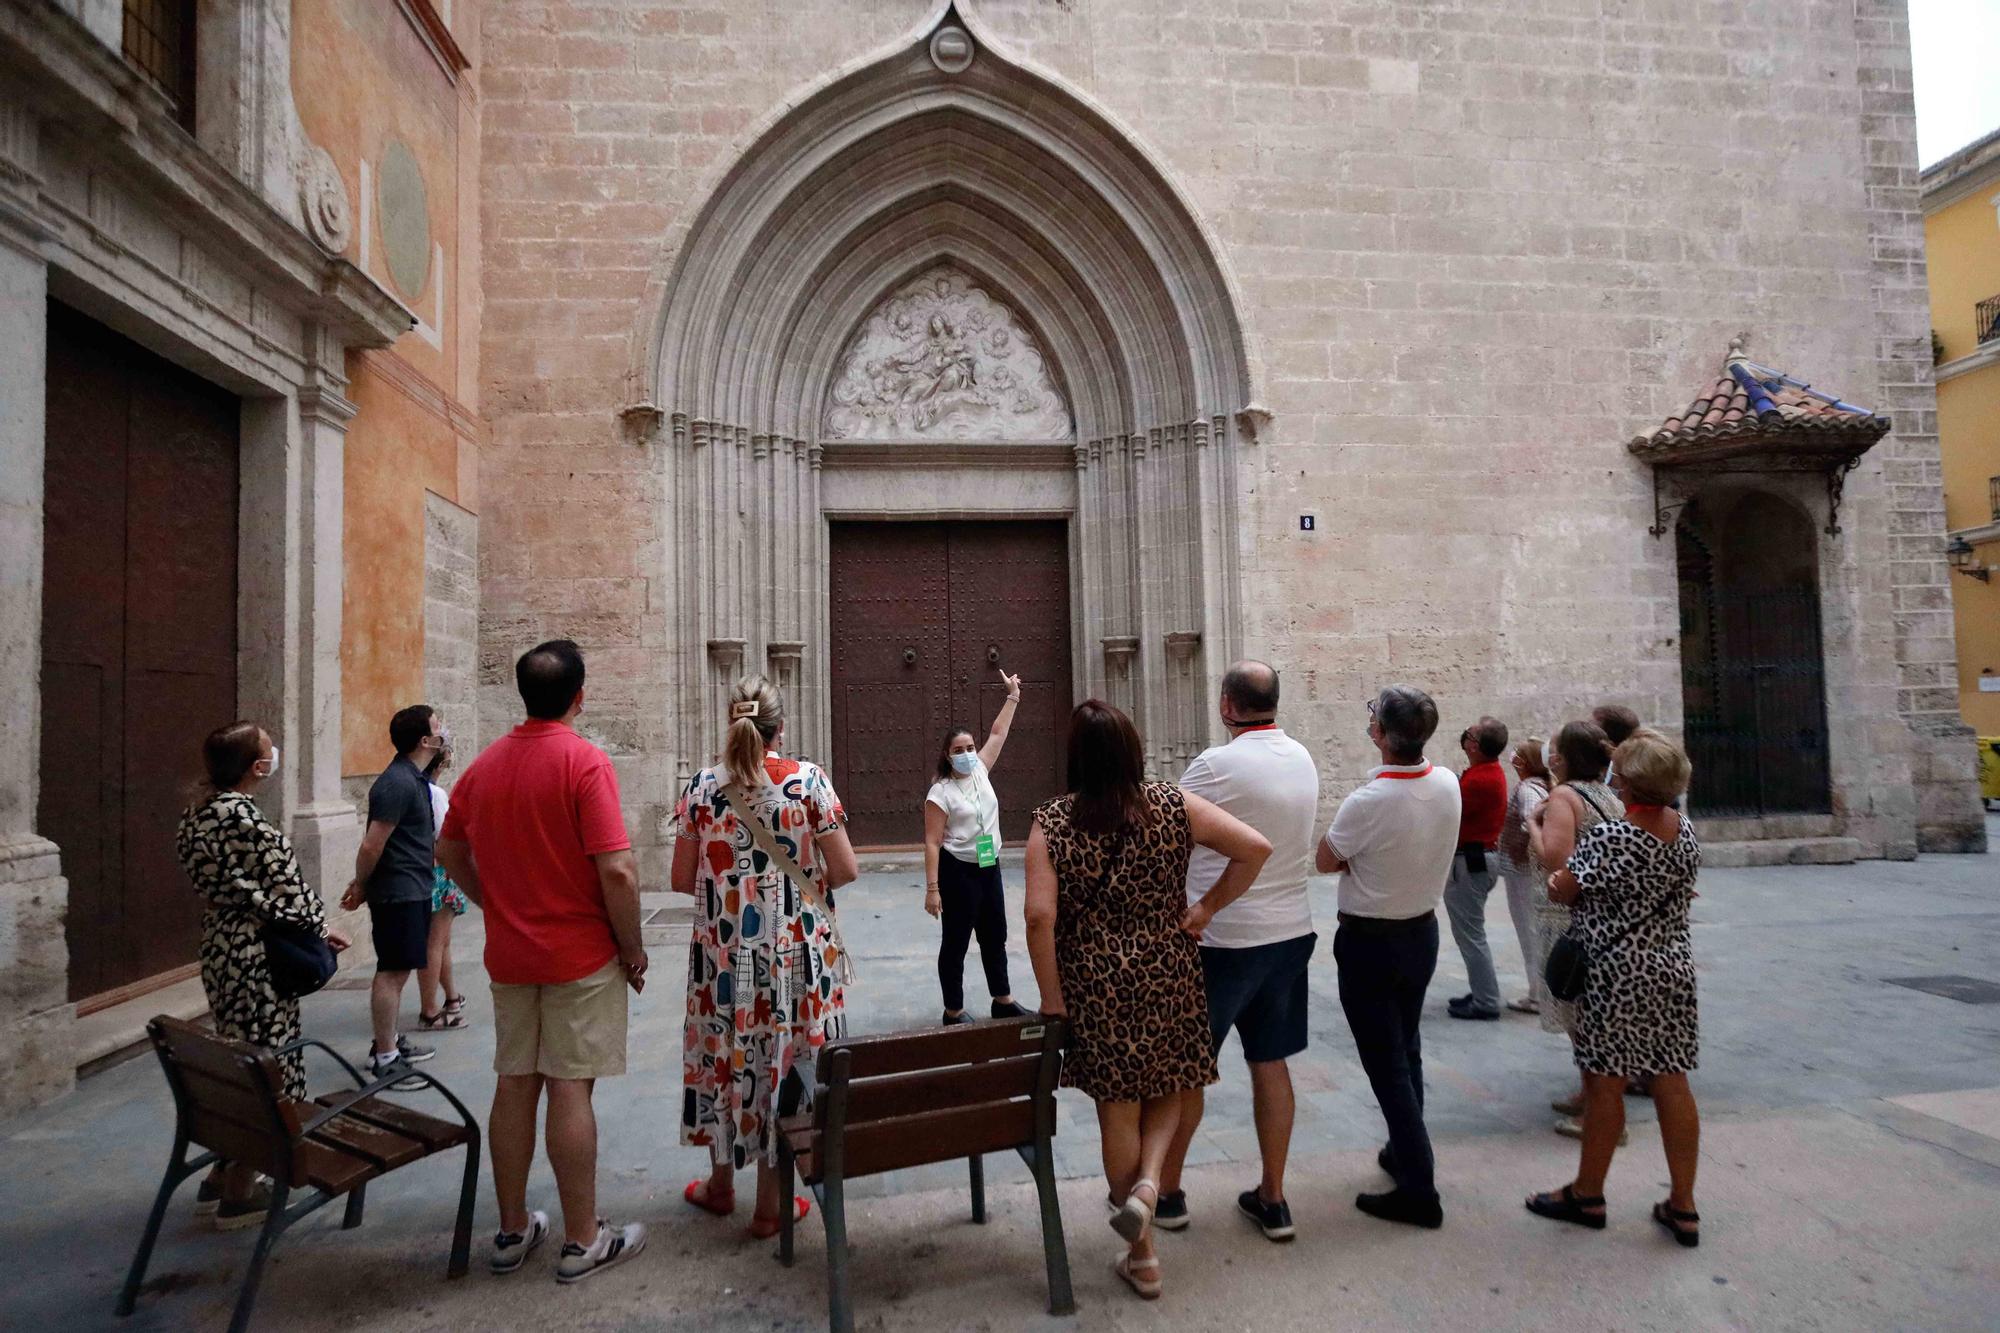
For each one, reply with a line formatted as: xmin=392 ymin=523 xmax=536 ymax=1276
xmin=1336 ymin=910 xmax=1435 ymax=930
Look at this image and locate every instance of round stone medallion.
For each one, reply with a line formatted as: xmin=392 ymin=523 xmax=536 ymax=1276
xmin=929 ymin=25 xmax=974 ymax=74
xmin=377 ymin=137 xmax=431 ymax=301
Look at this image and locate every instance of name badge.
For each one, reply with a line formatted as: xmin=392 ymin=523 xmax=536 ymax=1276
xmin=975 ymin=833 xmax=998 ymax=867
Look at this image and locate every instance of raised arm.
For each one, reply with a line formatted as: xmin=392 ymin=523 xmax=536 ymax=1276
xmin=1180 ymin=790 xmax=1273 ymax=939
xmin=1023 ymin=822 xmax=1064 ymax=1016
xmin=977 ymin=669 xmax=1022 ymax=770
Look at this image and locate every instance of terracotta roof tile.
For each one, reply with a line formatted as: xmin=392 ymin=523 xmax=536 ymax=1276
xmin=1628 ymin=353 xmax=1891 ymax=467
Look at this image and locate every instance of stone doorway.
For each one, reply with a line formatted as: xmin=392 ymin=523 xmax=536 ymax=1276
xmin=40 ymin=303 xmax=240 ymax=1003
xmin=828 ymin=519 xmax=1072 ymax=846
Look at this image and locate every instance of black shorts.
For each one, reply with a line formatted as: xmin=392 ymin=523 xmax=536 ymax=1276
xmin=1201 ymin=932 xmax=1317 ymax=1064
xmin=369 ymin=899 xmax=433 ymax=973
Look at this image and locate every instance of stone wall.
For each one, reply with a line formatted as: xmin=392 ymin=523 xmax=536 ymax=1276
xmin=425 ymin=491 xmax=481 ymax=755
xmin=477 ymin=0 xmax=1985 ymax=879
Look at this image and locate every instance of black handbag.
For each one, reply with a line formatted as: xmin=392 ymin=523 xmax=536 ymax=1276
xmin=262 ymin=919 xmax=338 ymax=1000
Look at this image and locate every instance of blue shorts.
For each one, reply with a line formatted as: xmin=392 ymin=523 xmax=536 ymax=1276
xmin=1201 ymin=932 xmax=1317 ymax=1064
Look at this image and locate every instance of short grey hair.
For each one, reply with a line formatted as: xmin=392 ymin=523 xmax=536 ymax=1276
xmin=1374 ymin=684 xmax=1438 ymax=763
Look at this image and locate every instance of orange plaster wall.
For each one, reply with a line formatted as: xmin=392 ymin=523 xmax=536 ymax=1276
xmin=289 ymin=0 xmax=485 ymax=774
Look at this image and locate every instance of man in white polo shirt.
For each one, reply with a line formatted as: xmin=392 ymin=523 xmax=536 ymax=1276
xmin=1156 ymin=661 xmax=1320 ymax=1241
xmin=1316 ymin=684 xmax=1460 ymax=1229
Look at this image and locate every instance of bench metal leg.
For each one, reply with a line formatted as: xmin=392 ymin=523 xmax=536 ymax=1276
xmin=1025 ymin=1141 xmax=1074 ymax=1316
xmin=776 ymin=1145 xmax=797 ymax=1268
xmin=228 ymin=1183 xmax=291 ymax=1333
xmin=968 ymin=1155 xmax=986 ymax=1224
xmin=448 ymin=1128 xmax=480 ymax=1278
xmin=116 ymin=1135 xmax=204 ymax=1316
xmin=342 ymin=1185 xmax=366 ymax=1230
xmin=822 ymin=1175 xmax=852 ymax=1333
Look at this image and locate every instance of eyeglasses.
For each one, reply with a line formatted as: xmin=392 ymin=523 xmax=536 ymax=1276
xmin=1366 ymin=698 xmax=1379 ymax=718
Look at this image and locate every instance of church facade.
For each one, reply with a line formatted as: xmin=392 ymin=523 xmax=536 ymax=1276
xmin=478 ymin=0 xmax=1984 ymax=874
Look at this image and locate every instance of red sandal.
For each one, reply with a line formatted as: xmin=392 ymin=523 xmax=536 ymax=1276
xmin=747 ymin=1195 xmax=810 ymax=1239
xmin=683 ymin=1179 xmax=736 ymax=1216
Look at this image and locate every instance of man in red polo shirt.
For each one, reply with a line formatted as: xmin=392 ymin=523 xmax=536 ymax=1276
xmin=1443 ymin=715 xmax=1510 ymax=1021
xmin=436 ymin=639 xmax=649 ymax=1285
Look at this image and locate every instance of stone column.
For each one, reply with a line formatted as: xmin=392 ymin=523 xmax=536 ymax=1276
xmin=0 ymin=156 xmax=76 ymax=1112
xmin=292 ymin=346 xmax=362 ymax=898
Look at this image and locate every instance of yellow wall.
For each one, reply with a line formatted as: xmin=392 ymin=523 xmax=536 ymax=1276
xmin=1924 ymin=174 xmax=2000 ymax=734
xmin=288 ymin=0 xmax=484 ymax=773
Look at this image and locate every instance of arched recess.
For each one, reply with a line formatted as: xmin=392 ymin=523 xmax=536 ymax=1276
xmin=1675 ymin=488 xmax=1832 ymax=817
xmin=634 ymin=6 xmax=1255 ymax=790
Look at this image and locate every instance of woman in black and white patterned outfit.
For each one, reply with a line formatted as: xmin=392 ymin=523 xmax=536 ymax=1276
xmin=174 ymin=721 xmax=349 ymax=1228
xmin=1527 ymin=729 xmax=1703 ymax=1247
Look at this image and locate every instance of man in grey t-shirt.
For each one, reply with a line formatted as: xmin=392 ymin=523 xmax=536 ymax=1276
xmin=345 ymin=704 xmax=447 ymax=1079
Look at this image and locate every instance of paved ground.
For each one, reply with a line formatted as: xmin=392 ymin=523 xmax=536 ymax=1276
xmin=5 ymin=813 xmax=1998 ymax=1330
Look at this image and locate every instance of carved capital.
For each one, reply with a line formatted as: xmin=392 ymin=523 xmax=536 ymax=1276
xmin=1102 ymin=635 xmax=1140 ymax=678
xmin=1235 ymin=403 xmax=1272 ymax=445
xmin=298 ymin=144 xmax=352 ymax=255
xmin=620 ymin=400 xmax=664 ymax=446
xmin=766 ymin=641 xmax=805 ymax=667
xmin=298 ymin=383 xmax=359 ymax=429
xmin=1165 ymin=630 xmax=1202 ymax=663
xmin=706 ymin=638 xmax=747 ymax=671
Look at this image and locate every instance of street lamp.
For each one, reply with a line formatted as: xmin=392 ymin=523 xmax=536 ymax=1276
xmin=1947 ymin=534 xmax=1991 ymax=582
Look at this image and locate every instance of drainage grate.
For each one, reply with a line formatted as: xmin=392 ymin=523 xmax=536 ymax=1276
xmin=1885 ymin=975 xmax=2000 ymax=1004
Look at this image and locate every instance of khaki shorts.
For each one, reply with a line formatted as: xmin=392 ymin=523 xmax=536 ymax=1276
xmin=491 ymin=959 xmax=629 ymax=1080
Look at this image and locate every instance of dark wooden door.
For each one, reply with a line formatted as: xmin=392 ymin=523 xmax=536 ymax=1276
xmin=830 ymin=521 xmax=1073 ymax=846
xmin=42 ymin=303 xmax=239 ymax=1001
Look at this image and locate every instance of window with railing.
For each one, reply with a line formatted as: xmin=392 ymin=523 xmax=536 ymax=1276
xmin=122 ymin=0 xmax=196 ymax=132
xmin=1979 ymin=296 xmax=2000 ymax=347
xmin=1990 ymin=474 xmax=2000 ymax=523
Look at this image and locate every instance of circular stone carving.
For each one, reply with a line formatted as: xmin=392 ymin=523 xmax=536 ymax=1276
xmin=929 ymin=25 xmax=974 ymax=74
xmin=377 ymin=138 xmax=432 ymax=300
xmin=297 ymin=145 xmax=352 ymax=255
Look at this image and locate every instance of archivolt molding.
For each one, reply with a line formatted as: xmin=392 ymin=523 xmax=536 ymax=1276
xmin=637 ymin=4 xmax=1254 ymax=787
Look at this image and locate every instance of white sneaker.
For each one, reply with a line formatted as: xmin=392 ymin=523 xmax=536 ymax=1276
xmin=555 ymin=1218 xmax=646 ymax=1284
xmin=490 ymin=1209 xmax=550 ymax=1274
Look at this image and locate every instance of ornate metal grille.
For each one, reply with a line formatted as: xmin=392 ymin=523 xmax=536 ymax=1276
xmin=1978 ymin=295 xmax=2000 ymax=347
xmin=1989 ymin=474 xmax=1999 ymax=523
xmin=122 ymin=0 xmax=196 ymax=131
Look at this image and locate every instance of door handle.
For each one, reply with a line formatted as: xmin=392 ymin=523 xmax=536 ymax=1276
xmin=987 ymin=645 xmax=1000 ymax=665
xmin=903 ymin=647 xmax=917 ymax=667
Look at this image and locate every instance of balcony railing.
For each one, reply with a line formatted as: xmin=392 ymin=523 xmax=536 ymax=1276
xmin=1991 ymin=474 xmax=2000 ymax=523
xmin=1979 ymin=296 xmax=2000 ymax=347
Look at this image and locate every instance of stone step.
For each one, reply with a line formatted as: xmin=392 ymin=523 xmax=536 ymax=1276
xmin=1701 ymin=837 xmax=1863 ymax=868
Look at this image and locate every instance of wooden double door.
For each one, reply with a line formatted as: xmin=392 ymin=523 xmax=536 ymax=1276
xmin=829 ymin=521 xmax=1073 ymax=846
xmin=41 ymin=304 xmax=240 ymax=1002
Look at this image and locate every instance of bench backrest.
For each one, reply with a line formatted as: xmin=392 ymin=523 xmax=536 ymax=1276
xmin=811 ymin=1016 xmax=1067 ymax=1180
xmin=148 ymin=1016 xmax=302 ymax=1183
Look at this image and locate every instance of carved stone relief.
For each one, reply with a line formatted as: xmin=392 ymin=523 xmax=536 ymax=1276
xmin=822 ymin=266 xmax=1072 ymax=442
xmin=297 ymin=144 xmax=352 ymax=255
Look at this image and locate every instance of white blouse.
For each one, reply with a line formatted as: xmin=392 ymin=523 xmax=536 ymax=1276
xmin=925 ymin=762 xmax=1000 ymax=863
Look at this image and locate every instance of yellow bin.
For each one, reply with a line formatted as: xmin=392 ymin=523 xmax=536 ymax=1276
xmin=1981 ymin=737 xmax=2000 ymax=807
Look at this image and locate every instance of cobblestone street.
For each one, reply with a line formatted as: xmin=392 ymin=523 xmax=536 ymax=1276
xmin=5 ymin=816 xmax=1997 ymax=1330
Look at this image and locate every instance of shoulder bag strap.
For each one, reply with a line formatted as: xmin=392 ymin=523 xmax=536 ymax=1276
xmin=1568 ymin=781 xmax=1611 ymax=822
xmin=722 ymin=778 xmax=856 ymax=985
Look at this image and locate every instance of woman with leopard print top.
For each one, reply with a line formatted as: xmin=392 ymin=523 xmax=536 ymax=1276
xmin=1024 ymin=700 xmax=1270 ymax=1300
xmin=174 ymin=722 xmax=349 ymax=1228
xmin=1528 ymin=729 xmax=1703 ymax=1248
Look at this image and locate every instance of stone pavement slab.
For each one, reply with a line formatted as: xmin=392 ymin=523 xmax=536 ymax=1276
xmin=2 ymin=814 xmax=1997 ymax=1329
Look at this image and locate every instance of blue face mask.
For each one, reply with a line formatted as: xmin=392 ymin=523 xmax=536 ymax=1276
xmin=950 ymin=751 xmax=979 ymax=776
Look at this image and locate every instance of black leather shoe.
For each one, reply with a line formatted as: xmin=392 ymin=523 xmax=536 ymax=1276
xmin=1447 ymin=995 xmax=1500 ymax=1021
xmin=941 ymin=1010 xmax=972 ymax=1025
xmin=1355 ymin=1189 xmax=1443 ymax=1229
xmin=990 ymin=999 xmax=1029 ymax=1018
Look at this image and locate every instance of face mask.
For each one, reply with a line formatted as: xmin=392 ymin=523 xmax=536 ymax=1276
xmin=260 ymin=746 xmax=280 ymax=778
xmin=950 ymin=751 xmax=978 ymax=776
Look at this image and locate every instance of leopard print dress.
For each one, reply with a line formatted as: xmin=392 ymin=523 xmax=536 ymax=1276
xmin=175 ymin=791 xmax=329 ymax=1100
xmin=1034 ymin=783 xmax=1218 ymax=1102
xmin=1565 ymin=817 xmax=1701 ymax=1077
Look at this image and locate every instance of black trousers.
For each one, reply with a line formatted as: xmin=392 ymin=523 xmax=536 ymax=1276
xmin=1334 ymin=911 xmax=1439 ymax=1199
xmin=937 ymin=853 xmax=1011 ymax=1012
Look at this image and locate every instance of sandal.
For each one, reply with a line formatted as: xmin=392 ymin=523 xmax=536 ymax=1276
xmin=1112 ymin=1252 xmax=1162 ymax=1300
xmin=443 ymin=993 xmax=468 ymax=1016
xmin=1110 ymin=1177 xmax=1158 ymax=1243
xmin=1551 ymin=1093 xmax=1584 ymax=1116
xmin=1652 ymin=1200 xmax=1700 ymax=1248
xmin=1525 ymin=1184 xmax=1607 ymax=1230
xmin=417 ymin=1009 xmax=467 ymax=1031
xmin=683 ymin=1179 xmax=735 ymax=1217
xmin=747 ymin=1195 xmax=810 ymax=1239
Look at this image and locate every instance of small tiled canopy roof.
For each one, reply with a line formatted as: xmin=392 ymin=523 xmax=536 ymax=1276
xmin=1628 ymin=352 xmax=1891 ymax=471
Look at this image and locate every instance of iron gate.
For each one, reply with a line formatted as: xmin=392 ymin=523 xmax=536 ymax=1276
xmin=1679 ymin=578 xmax=1832 ymax=817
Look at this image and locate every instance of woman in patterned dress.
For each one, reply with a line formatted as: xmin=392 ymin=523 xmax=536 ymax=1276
xmin=417 ymin=730 xmax=472 ymax=1031
xmin=174 ymin=721 xmax=348 ymax=1227
xmin=673 ymin=676 xmax=860 ymax=1239
xmin=1528 ymin=729 xmax=1703 ymax=1246
xmin=1528 ymin=719 xmax=1625 ymax=1138
xmin=1024 ymin=700 xmax=1271 ymax=1300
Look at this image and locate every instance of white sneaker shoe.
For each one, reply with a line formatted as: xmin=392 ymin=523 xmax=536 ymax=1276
xmin=555 ymin=1218 xmax=647 ymax=1284
xmin=490 ymin=1209 xmax=550 ymax=1274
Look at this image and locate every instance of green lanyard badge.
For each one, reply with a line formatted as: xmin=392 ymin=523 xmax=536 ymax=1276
xmin=975 ymin=833 xmax=998 ymax=867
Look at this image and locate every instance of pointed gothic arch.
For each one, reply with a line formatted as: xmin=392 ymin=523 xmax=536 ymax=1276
xmin=633 ymin=6 xmax=1256 ymax=790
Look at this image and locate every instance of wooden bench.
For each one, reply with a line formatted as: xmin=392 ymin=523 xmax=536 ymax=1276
xmin=776 ymin=1015 xmax=1074 ymax=1333
xmin=116 ymin=1016 xmax=481 ymax=1332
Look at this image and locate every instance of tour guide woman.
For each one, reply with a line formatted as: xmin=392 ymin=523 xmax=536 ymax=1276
xmin=923 ymin=667 xmax=1032 ymax=1024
